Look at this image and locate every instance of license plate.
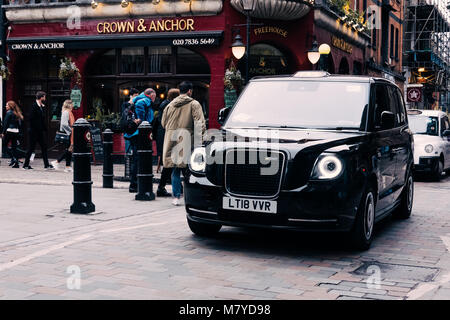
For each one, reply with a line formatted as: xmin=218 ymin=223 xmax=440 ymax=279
xmin=223 ymin=196 xmax=277 ymax=214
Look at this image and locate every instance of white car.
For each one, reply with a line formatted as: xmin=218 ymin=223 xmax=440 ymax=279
xmin=407 ymin=109 xmax=450 ymax=180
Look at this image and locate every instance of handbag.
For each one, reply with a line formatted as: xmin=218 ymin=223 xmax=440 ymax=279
xmin=55 ymin=131 xmax=70 ymax=145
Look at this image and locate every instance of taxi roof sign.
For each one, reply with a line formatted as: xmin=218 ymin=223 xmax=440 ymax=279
xmin=293 ymin=71 xmax=330 ymax=78
xmin=407 ymin=109 xmax=423 ymax=115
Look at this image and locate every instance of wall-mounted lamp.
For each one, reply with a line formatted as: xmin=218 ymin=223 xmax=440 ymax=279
xmin=307 ymin=40 xmax=320 ymax=65
xmin=152 ymin=0 xmax=160 ymax=4
xmin=241 ymin=0 xmax=257 ymax=11
xmin=318 ymin=43 xmax=331 ymax=55
xmin=231 ymin=33 xmax=246 ymax=60
xmin=123 ymin=89 xmax=130 ymax=96
xmin=121 ymin=0 xmax=130 ymax=8
xmin=91 ymin=0 xmax=98 ymax=9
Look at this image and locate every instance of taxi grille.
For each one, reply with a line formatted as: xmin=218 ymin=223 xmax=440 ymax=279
xmin=225 ymin=149 xmax=285 ymax=198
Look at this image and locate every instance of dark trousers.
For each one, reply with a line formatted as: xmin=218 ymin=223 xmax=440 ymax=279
xmin=4 ymin=132 xmax=19 ymax=162
xmin=57 ymin=147 xmax=72 ymax=167
xmin=24 ymin=131 xmax=49 ymax=167
xmin=158 ymin=167 xmax=173 ymax=190
xmin=129 ymin=137 xmax=138 ymax=188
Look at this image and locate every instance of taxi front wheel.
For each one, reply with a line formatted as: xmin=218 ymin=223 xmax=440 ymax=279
xmin=348 ymin=188 xmax=375 ymax=251
xmin=433 ymin=160 xmax=444 ymax=181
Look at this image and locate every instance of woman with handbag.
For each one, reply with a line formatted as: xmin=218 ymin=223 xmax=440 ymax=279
xmin=1 ymin=101 xmax=23 ymax=168
xmin=52 ymin=100 xmax=74 ymax=172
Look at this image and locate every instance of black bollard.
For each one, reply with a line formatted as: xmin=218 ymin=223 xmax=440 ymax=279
xmin=124 ymin=153 xmax=131 ymax=180
xmin=70 ymin=118 xmax=95 ymax=214
xmin=135 ymin=121 xmax=155 ymax=201
xmin=102 ymin=129 xmax=114 ymax=188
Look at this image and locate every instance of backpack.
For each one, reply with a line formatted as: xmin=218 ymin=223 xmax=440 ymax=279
xmin=120 ymin=105 xmax=139 ymax=135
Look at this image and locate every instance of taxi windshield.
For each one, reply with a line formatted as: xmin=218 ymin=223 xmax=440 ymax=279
xmin=225 ymin=80 xmax=370 ymax=130
xmin=408 ymin=115 xmax=439 ymax=136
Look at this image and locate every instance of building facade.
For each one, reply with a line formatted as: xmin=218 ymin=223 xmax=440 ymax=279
xmin=403 ymin=0 xmax=450 ymax=111
xmin=0 ymin=0 xmax=373 ymax=156
xmin=364 ymin=0 xmax=405 ymax=88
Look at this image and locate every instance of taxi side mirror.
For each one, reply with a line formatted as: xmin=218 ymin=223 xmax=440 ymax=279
xmin=218 ymin=107 xmax=230 ymax=126
xmin=380 ymin=111 xmax=396 ymax=130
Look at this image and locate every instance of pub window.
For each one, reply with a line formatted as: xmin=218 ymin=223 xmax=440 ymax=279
xmin=148 ymin=46 xmax=172 ymax=74
xmin=247 ymin=43 xmax=290 ymax=78
xmin=24 ymin=83 xmax=43 ymax=96
xmin=176 ymin=47 xmax=210 ymax=74
xmin=48 ymin=54 xmax=65 ymax=78
xmin=91 ymin=49 xmax=116 ymax=75
xmin=353 ymin=61 xmax=363 ymax=75
xmin=20 ymin=54 xmax=46 ymax=78
xmin=338 ymin=57 xmax=350 ymax=75
xmin=121 ymin=47 xmax=144 ymax=74
xmin=395 ymin=28 xmax=399 ymax=60
xmin=390 ymin=24 xmax=394 ymax=58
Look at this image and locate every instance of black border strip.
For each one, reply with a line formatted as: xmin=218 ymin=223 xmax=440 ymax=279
xmin=7 ymin=30 xmax=224 ymax=49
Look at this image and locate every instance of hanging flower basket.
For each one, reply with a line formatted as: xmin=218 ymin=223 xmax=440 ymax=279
xmin=223 ymin=61 xmax=244 ymax=108
xmin=0 ymin=58 xmax=11 ymax=80
xmin=224 ymin=63 xmax=244 ymax=92
xmin=58 ymin=56 xmax=81 ymax=85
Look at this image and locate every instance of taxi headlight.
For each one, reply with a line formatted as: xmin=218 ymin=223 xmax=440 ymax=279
xmin=424 ymin=144 xmax=434 ymax=153
xmin=189 ymin=147 xmax=206 ymax=173
xmin=311 ymin=154 xmax=344 ymax=180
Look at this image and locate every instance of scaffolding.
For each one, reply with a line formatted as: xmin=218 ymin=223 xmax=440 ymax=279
xmin=404 ymin=0 xmax=450 ymax=110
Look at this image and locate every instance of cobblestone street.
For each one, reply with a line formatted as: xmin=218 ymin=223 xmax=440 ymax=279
xmin=0 ymin=159 xmax=450 ymax=300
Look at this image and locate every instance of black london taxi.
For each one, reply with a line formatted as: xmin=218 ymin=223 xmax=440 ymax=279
xmin=184 ymin=71 xmax=414 ymax=250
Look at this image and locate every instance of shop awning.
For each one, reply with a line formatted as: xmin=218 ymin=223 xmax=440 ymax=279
xmin=7 ymin=30 xmax=223 ymax=50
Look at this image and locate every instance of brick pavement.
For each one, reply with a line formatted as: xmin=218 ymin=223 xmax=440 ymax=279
xmin=0 ymin=158 xmax=450 ymax=299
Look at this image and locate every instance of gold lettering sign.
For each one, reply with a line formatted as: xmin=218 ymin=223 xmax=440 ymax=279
xmin=254 ymin=26 xmax=288 ymax=38
xmin=97 ymin=18 xmax=195 ymax=34
xmin=331 ymin=36 xmax=352 ymax=54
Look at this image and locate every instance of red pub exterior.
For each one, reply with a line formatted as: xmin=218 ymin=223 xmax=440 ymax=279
xmin=2 ymin=0 xmax=370 ymax=153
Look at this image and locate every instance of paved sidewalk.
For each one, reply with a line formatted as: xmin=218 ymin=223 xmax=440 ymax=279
xmin=1 ymin=157 xmax=450 ymax=300
xmin=0 ymin=158 xmax=164 ymax=189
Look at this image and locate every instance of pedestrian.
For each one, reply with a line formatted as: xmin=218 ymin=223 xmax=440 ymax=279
xmin=23 ymin=91 xmax=53 ymax=170
xmin=121 ymin=88 xmax=139 ymax=157
xmin=121 ymin=88 xmax=139 ymax=114
xmin=1 ymin=101 xmax=24 ymax=168
xmin=162 ymin=81 xmax=206 ymax=206
xmin=153 ymin=88 xmax=180 ymax=197
xmin=126 ymin=88 xmax=156 ymax=193
xmin=51 ymin=100 xmax=75 ymax=172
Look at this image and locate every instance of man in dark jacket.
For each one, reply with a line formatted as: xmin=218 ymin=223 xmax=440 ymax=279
xmin=23 ymin=91 xmax=53 ymax=170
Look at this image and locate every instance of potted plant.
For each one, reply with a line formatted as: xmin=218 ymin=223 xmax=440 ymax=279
xmin=58 ymin=56 xmax=81 ymax=86
xmin=101 ymin=112 xmax=122 ymax=133
xmin=0 ymin=58 xmax=11 ymax=80
xmin=224 ymin=62 xmax=244 ymax=109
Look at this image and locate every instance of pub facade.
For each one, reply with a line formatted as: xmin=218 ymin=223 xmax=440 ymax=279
xmin=2 ymin=0 xmax=371 ymax=154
